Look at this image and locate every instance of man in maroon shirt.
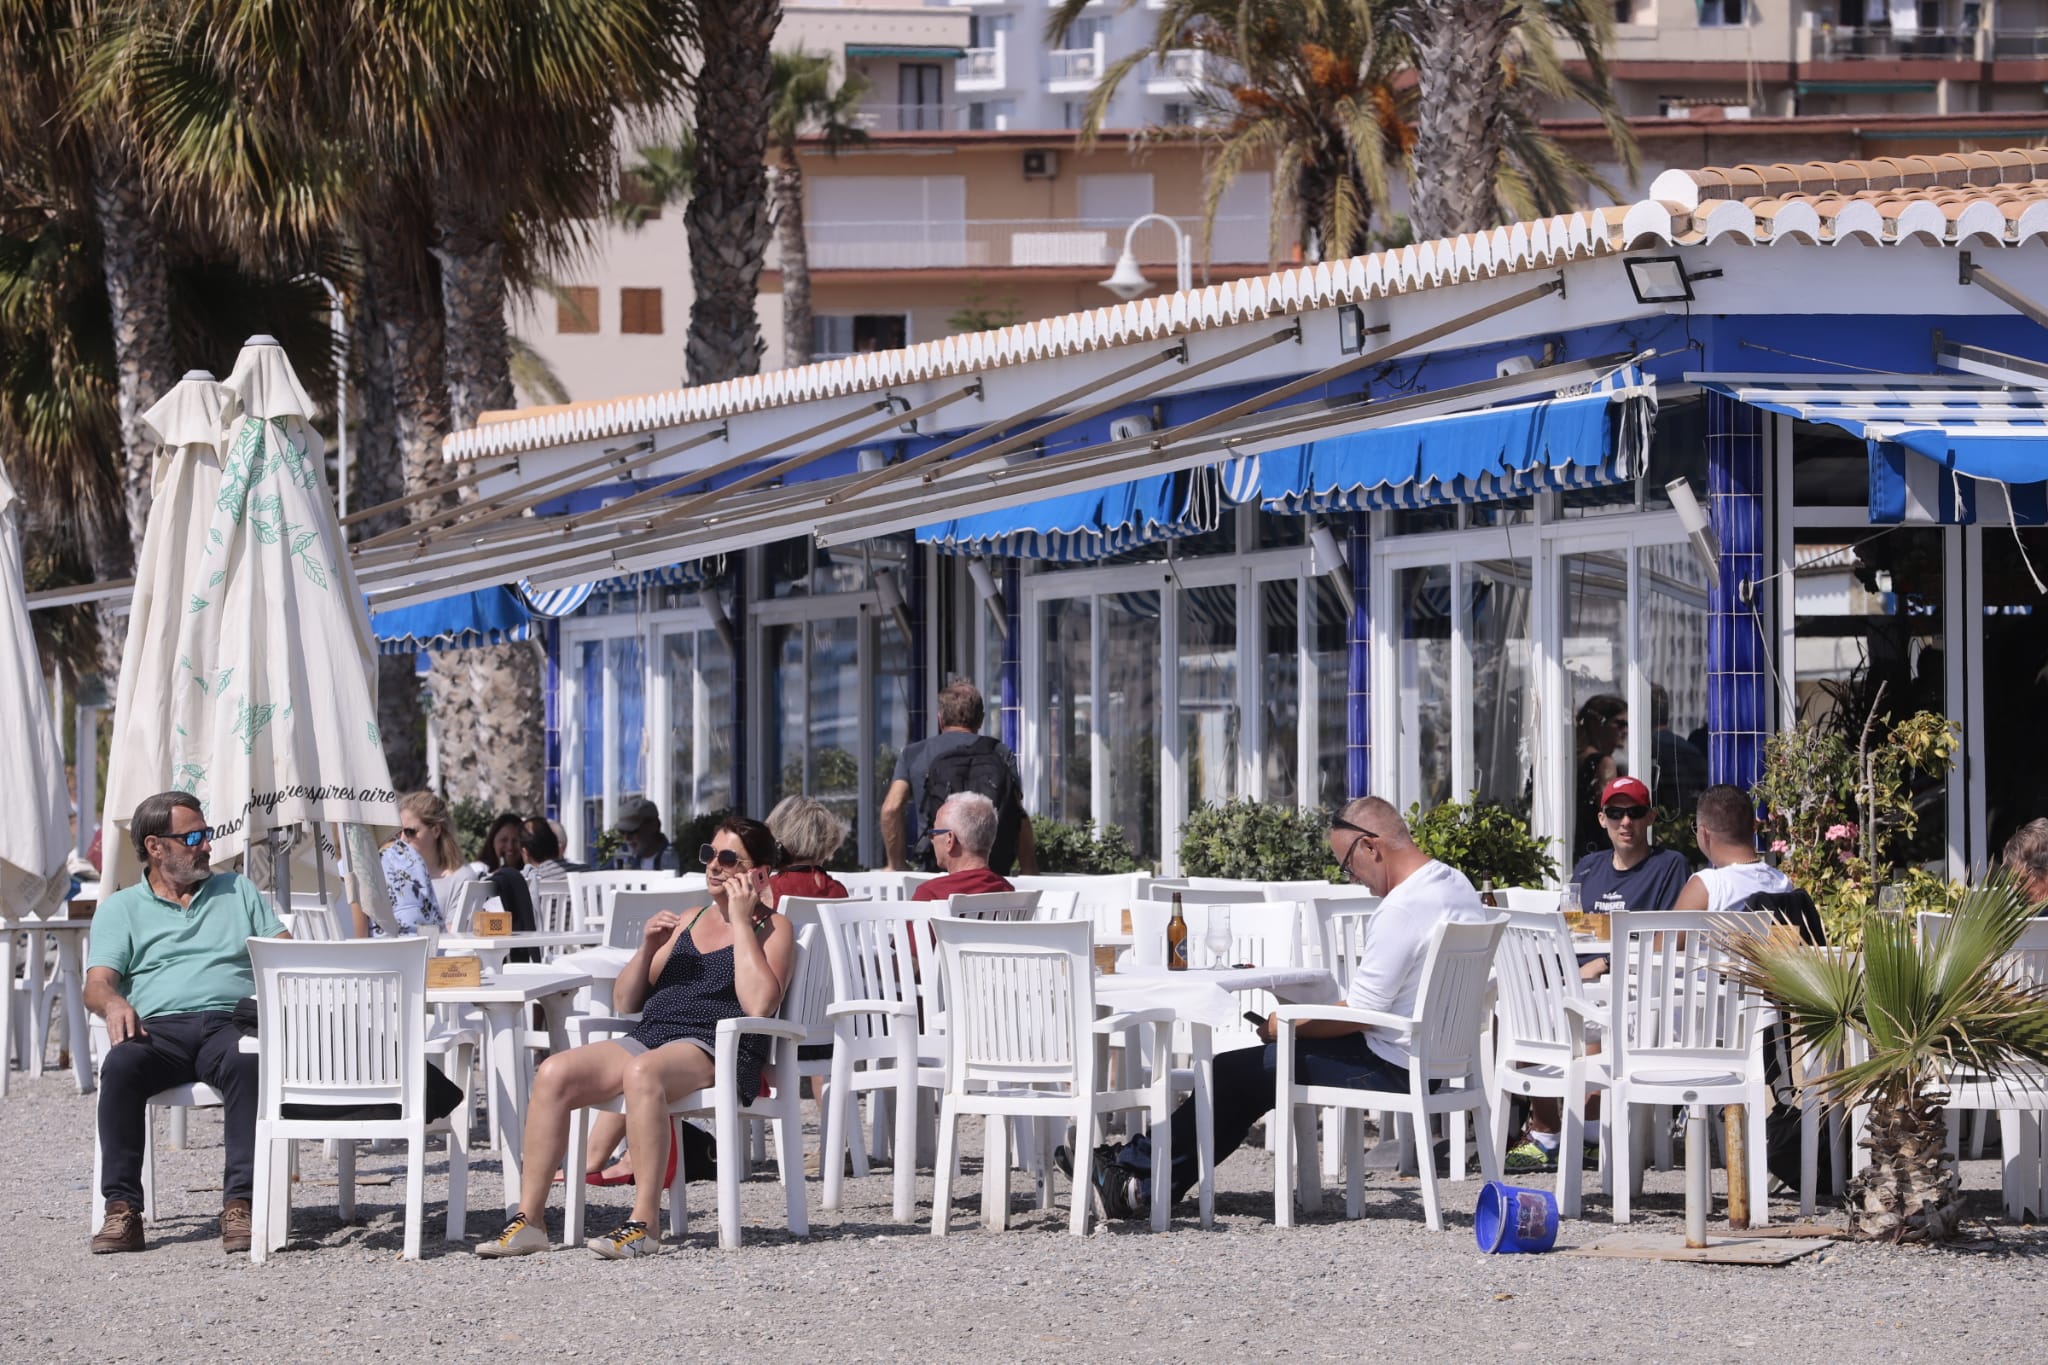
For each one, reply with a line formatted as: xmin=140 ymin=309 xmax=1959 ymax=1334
xmin=910 ymin=793 xmax=1014 ymax=902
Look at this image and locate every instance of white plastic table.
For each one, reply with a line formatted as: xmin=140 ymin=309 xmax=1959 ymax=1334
xmin=436 ymin=930 xmax=606 ymax=969
xmin=4 ymin=918 xmax=94 ymax=1095
xmin=429 ymin=963 xmax=590 ymax=1216
xmin=1097 ymin=965 xmax=1340 ymax=1032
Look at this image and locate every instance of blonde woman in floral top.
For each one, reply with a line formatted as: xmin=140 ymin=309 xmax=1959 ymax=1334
xmin=362 ymin=837 xmax=446 ymax=937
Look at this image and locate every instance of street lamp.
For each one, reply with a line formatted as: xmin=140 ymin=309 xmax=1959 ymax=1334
xmin=1100 ymin=212 xmax=1192 ymax=300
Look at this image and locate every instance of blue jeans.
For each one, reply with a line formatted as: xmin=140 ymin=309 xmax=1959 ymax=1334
xmin=1114 ymin=1031 xmax=1407 ymax=1204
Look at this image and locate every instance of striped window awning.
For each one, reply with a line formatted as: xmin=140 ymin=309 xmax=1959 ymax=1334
xmin=518 ymin=560 xmax=715 ymax=619
xmin=1699 ymin=378 xmax=2048 ymax=525
xmin=1247 ymin=364 xmax=1655 ymax=513
xmin=370 ymin=587 xmax=532 ymax=656
xmin=915 ymin=466 xmax=1237 ymax=562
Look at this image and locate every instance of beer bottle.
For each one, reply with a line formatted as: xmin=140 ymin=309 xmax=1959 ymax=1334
xmin=1167 ymin=892 xmax=1189 ymax=971
xmin=1480 ymin=878 xmax=1500 ymax=909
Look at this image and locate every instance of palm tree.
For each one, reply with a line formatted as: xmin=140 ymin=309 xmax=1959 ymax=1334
xmin=1726 ymin=876 xmax=2048 ymax=1243
xmin=686 ymin=0 xmax=781 ymax=385
xmin=613 ymin=134 xmax=698 ymax=232
xmin=1401 ymin=0 xmax=1638 ymax=239
xmin=1052 ymin=0 xmax=1409 ymax=263
xmin=769 ymin=50 xmax=868 ymax=369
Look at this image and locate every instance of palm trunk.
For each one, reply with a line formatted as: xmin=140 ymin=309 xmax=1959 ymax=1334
xmin=357 ymin=205 xmax=449 ymax=795
xmin=685 ymin=0 xmax=780 ymax=385
xmin=775 ymin=152 xmax=812 ymax=368
xmin=429 ymin=183 xmax=542 ymax=812
xmin=90 ymin=145 xmax=178 ymax=695
xmin=1852 ymin=1089 xmax=1964 ymax=1243
xmin=1406 ymin=2 xmax=1516 ymax=241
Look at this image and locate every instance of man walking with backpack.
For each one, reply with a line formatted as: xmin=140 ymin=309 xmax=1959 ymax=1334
xmin=881 ymin=679 xmax=1036 ymax=875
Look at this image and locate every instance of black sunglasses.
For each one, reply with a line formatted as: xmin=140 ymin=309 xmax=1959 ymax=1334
xmin=1329 ymin=818 xmax=1381 ymax=884
xmin=1602 ymin=804 xmax=1652 ymax=821
xmin=700 ymin=844 xmax=751 ymax=869
xmin=153 ymin=827 xmax=213 ymax=848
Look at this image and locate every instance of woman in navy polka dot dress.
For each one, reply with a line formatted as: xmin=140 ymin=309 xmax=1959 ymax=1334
xmin=476 ymin=817 xmax=797 ymax=1261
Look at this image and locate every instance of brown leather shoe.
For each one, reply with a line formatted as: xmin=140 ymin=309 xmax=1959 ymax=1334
xmin=220 ymin=1199 xmax=253 ymax=1255
xmin=90 ymin=1201 xmax=145 ymax=1254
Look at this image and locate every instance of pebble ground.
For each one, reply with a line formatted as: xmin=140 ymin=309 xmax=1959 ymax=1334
xmin=5 ymin=1075 xmax=2044 ymax=1362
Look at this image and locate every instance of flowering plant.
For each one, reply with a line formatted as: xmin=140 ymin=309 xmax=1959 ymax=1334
xmin=1752 ymin=696 xmax=1959 ymax=947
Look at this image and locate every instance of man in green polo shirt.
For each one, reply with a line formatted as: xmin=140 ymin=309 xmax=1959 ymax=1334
xmin=86 ymin=791 xmax=288 ymax=1255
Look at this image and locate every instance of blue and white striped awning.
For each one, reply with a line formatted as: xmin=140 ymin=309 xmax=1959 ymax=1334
xmin=517 ymin=560 xmax=714 ymax=619
xmin=371 ymin=586 xmax=532 ymax=656
xmin=1699 ymin=378 xmax=2048 ymax=525
xmin=917 ymin=466 xmax=1233 ymax=562
xmin=1250 ymin=365 xmax=1656 ymax=513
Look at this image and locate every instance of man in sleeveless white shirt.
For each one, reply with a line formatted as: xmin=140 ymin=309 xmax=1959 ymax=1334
xmin=1673 ymin=784 xmax=1793 ymax=912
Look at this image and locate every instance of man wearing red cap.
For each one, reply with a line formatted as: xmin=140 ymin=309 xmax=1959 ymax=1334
xmin=1504 ymin=775 xmax=1688 ymax=1175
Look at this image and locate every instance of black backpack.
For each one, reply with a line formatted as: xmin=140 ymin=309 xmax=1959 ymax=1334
xmin=918 ymin=735 xmax=1023 ymax=875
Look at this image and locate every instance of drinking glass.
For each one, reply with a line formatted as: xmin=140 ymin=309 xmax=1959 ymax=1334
xmin=1204 ymin=906 xmax=1232 ymax=970
xmin=1558 ymin=883 xmax=1583 ymax=920
xmin=1875 ymin=883 xmax=1906 ymax=921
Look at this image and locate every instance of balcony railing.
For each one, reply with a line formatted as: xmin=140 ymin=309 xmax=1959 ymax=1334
xmin=1149 ymin=47 xmax=1206 ymax=87
xmin=961 ymin=44 xmax=1003 ymax=83
xmin=791 ymin=214 xmax=1272 ymax=272
xmin=1049 ymin=38 xmax=1105 ymax=85
xmin=852 ymin=102 xmax=964 ymax=132
xmin=1806 ymin=24 xmax=1980 ymax=60
xmin=1992 ymin=27 xmax=2048 ymax=58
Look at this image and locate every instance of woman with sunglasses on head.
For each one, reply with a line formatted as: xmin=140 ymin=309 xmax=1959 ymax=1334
xmin=476 ymin=816 xmax=797 ymax=1261
xmin=363 ymin=793 xmax=453 ymax=938
xmin=396 ymin=791 xmax=478 ymax=907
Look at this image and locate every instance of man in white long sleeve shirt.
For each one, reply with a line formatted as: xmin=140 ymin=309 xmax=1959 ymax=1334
xmin=1071 ymin=796 xmax=1486 ymax=1220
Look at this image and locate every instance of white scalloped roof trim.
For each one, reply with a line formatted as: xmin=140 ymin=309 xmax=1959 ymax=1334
xmin=446 ymin=208 xmax=1617 ymax=459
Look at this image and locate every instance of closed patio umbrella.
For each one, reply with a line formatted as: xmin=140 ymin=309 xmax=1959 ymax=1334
xmin=102 ymin=339 xmax=400 ymax=917
xmin=0 ymin=452 xmax=72 ymax=919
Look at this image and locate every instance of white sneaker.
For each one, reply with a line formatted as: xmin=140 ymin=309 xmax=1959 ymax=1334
xmin=475 ymin=1212 xmax=549 ymax=1257
xmin=588 ymin=1219 xmax=658 ymax=1259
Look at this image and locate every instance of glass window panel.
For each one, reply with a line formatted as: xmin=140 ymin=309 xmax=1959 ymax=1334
xmin=766 ymin=538 xmax=810 ymax=598
xmin=608 ymin=634 xmax=646 ymax=814
xmin=1391 ymin=507 xmax=1457 ymax=536
xmin=1103 ymin=590 xmax=1161 ymax=862
xmin=812 ymin=545 xmax=867 ymax=596
xmin=1642 ymin=395 xmax=1708 ymax=513
xmin=807 ymin=618 xmax=862 ymax=849
xmin=1260 ymin=579 xmax=1300 ymax=807
xmin=1039 ymin=596 xmax=1092 ymax=823
xmin=1791 ymin=419 xmax=1870 ymax=508
xmin=664 ymin=631 xmax=696 ymax=824
xmin=766 ymin=623 xmax=804 ymax=801
xmin=1468 ymin=559 xmax=1534 ymax=818
xmin=873 ymin=612 xmax=912 ymax=854
xmin=1793 ymin=526 xmax=1946 ymax=864
xmin=1467 ymin=497 xmax=1534 ymax=528
xmin=1982 ymin=528 xmax=2048 ymax=855
xmin=1563 ymin=550 xmax=1628 ymax=858
xmin=578 ymin=639 xmax=604 ymax=841
xmin=1396 ymin=565 xmax=1453 ymax=811
xmin=1258 ymin=511 xmax=1307 ymax=548
xmin=1180 ymin=583 xmax=1241 ymax=811
xmin=1639 ymin=544 xmax=1711 ymax=839
xmin=1312 ymin=575 xmax=1349 ymax=812
xmin=695 ymin=629 xmax=733 ymax=815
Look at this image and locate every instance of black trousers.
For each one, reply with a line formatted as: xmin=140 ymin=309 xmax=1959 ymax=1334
xmin=1115 ymin=1031 xmax=1408 ymax=1204
xmin=97 ymin=1010 xmax=259 ymax=1210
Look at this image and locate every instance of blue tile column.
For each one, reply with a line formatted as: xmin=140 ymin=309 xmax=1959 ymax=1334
xmin=542 ymin=617 xmax=561 ymax=821
xmin=907 ymin=549 xmax=929 ymax=740
xmin=1000 ymin=559 xmax=1022 ymax=752
xmin=730 ymin=570 xmax=749 ymax=813
xmin=1346 ymin=513 xmax=1372 ymax=801
xmin=1706 ymin=390 xmax=1767 ymax=794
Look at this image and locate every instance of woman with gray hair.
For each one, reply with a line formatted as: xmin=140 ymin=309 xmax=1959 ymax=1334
xmin=766 ymin=795 xmax=849 ymax=902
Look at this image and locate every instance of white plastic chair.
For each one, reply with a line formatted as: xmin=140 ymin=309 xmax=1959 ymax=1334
xmin=247 ymin=937 xmax=474 ymax=1260
xmin=928 ymin=915 xmax=1208 ymax=1235
xmin=443 ymin=880 xmax=494 ymax=935
xmin=1148 ymin=882 xmax=1267 ymax=904
xmin=1502 ymin=887 xmax=1562 ymax=914
xmin=530 ymin=877 xmax=574 ymax=935
xmin=606 ymin=888 xmax=714 ymax=951
xmin=834 ymin=871 xmax=930 ymax=902
xmin=287 ymin=898 xmax=346 ymax=942
xmin=1606 ymin=909 xmax=1774 ymax=1225
xmin=1310 ymin=896 xmax=1383 ymax=1176
xmin=88 ymin=1078 xmax=223 ymax=1231
xmin=944 ymin=889 xmax=1041 ymax=921
xmin=817 ymin=900 xmax=948 ymax=1223
xmin=564 ymin=870 xmax=687 ymax=943
xmin=1272 ymin=915 xmax=1509 ymax=1231
xmin=1176 ymin=901 xmax=1301 ymax=1053
xmin=564 ymin=926 xmax=815 ymax=1250
xmin=1492 ymin=909 xmax=1608 ymax=1217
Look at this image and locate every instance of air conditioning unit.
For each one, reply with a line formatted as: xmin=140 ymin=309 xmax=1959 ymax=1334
xmin=1109 ymin=414 xmax=1155 ymax=442
xmin=1022 ymin=148 xmax=1059 ymax=180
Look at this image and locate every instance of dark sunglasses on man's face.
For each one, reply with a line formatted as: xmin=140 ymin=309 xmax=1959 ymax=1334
xmin=700 ymin=844 xmax=749 ymax=869
xmin=1602 ymin=804 xmax=1652 ymax=822
xmin=155 ymin=827 xmax=213 ymax=848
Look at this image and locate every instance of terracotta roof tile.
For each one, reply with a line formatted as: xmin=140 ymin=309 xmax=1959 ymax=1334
xmin=449 ymin=144 xmax=2048 ymax=461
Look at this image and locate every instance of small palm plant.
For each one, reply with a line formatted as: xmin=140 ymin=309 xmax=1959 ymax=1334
xmin=1724 ymin=875 xmax=2048 ymax=1244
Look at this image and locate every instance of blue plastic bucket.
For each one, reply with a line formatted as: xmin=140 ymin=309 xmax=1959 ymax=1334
xmin=1474 ymin=1180 xmax=1560 ymax=1253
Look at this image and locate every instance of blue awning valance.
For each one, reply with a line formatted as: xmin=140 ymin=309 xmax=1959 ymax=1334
xmin=1699 ymin=379 xmax=2048 ymax=526
xmin=917 ymin=466 xmax=1230 ymax=562
xmin=371 ymin=587 xmax=532 ymax=656
xmin=1251 ymin=365 xmax=1655 ymax=513
xmin=517 ymin=560 xmax=716 ymax=620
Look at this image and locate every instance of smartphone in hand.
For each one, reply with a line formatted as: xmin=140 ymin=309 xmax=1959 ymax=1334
xmin=1244 ymin=1010 xmax=1269 ymax=1029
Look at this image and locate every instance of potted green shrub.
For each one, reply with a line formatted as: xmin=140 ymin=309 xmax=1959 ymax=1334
xmin=1178 ymin=799 xmax=1337 ymax=881
xmin=1032 ymin=818 xmax=1141 ymax=875
xmin=1405 ymin=793 xmax=1555 ymax=891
